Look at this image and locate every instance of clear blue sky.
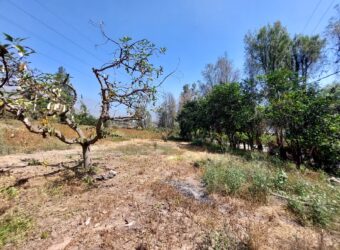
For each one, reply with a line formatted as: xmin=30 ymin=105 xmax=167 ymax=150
xmin=0 ymin=0 xmax=338 ymax=114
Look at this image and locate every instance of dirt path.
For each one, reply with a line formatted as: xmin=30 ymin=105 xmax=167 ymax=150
xmin=0 ymin=139 xmax=338 ymax=249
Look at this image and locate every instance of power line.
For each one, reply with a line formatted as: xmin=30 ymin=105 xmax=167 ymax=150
xmin=312 ymin=0 xmax=336 ymax=34
xmin=32 ymin=0 xmax=107 ymax=52
xmin=7 ymin=0 xmax=105 ymax=63
xmin=302 ymin=0 xmax=323 ymax=33
xmin=37 ymin=51 xmax=94 ymax=79
xmin=0 ymin=13 xmax=93 ymax=70
xmin=310 ymin=70 xmax=340 ymax=84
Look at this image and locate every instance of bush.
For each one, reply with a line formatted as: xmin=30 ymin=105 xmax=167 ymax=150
xmin=248 ymin=169 xmax=271 ymax=203
xmin=203 ymin=162 xmax=246 ymax=195
xmin=273 ymin=169 xmax=288 ymax=190
xmin=224 ymin=167 xmax=246 ymax=194
xmin=202 ymin=158 xmax=339 ymax=228
xmin=289 ymin=178 xmax=310 ymax=197
xmin=287 ymin=198 xmax=308 ymax=225
xmin=309 ymin=194 xmax=333 ymax=226
xmin=288 ymin=195 xmax=336 ymax=227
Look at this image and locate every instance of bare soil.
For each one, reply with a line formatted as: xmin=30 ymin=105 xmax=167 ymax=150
xmin=0 ymin=139 xmax=339 ymax=249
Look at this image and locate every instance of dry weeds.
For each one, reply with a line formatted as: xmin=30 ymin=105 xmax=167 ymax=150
xmin=0 ymin=133 xmax=339 ymax=249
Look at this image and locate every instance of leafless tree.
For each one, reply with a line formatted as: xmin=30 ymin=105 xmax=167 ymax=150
xmin=178 ymin=83 xmax=198 ymax=112
xmin=326 ymin=4 xmax=340 ymax=69
xmin=200 ymin=53 xmax=239 ymax=95
xmin=157 ymin=92 xmax=177 ymax=129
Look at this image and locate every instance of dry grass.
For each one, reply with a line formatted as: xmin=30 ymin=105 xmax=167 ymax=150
xmin=0 ymin=125 xmax=339 ymax=249
xmin=0 ymin=119 xmax=162 ymax=155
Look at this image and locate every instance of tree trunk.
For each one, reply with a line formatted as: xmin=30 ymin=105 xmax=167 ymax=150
xmin=82 ymin=144 xmax=92 ymax=169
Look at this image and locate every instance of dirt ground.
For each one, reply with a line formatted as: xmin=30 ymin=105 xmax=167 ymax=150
xmin=0 ymin=139 xmax=339 ymax=250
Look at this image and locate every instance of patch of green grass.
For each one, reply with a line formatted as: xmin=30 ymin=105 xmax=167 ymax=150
xmin=201 ymin=157 xmax=340 ymax=228
xmin=203 ymin=161 xmax=247 ymax=195
xmin=0 ymin=213 xmax=32 ymax=247
xmin=40 ymin=231 xmax=50 ymax=239
xmin=0 ymin=187 xmax=19 ymax=200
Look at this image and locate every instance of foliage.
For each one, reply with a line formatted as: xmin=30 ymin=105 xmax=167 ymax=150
xmin=177 ymin=20 xmax=338 ymax=172
xmin=0 ymin=213 xmax=32 ymax=247
xmin=203 ymin=161 xmax=246 ymax=195
xmin=74 ymin=99 xmax=97 ymax=126
xmin=201 ymin=157 xmax=340 ymax=228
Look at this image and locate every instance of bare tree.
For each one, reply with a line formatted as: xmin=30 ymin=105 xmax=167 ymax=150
xmin=200 ymin=53 xmax=239 ymax=95
xmin=326 ymin=4 xmax=340 ymax=68
xmin=178 ymin=83 xmax=198 ymax=112
xmin=0 ymin=33 xmax=169 ymax=170
xmin=157 ymin=92 xmax=176 ymax=129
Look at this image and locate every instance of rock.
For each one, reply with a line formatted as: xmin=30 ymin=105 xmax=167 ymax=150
xmin=85 ymin=217 xmax=91 ymax=226
xmin=329 ymin=177 xmax=340 ymax=186
xmin=107 ymin=170 xmax=117 ymax=178
xmin=166 ymin=180 xmax=211 ymax=203
xmin=95 ymin=170 xmax=117 ymax=181
xmin=124 ymin=219 xmax=136 ymax=227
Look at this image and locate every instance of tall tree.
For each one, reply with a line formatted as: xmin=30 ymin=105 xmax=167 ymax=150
xmin=244 ymin=21 xmax=291 ymax=75
xmin=291 ymin=35 xmax=325 ymax=83
xmin=157 ymin=93 xmax=176 ymax=129
xmin=200 ymin=54 xmax=239 ymax=95
xmin=326 ymin=4 xmax=340 ymax=67
xmin=178 ymin=83 xmax=198 ymax=112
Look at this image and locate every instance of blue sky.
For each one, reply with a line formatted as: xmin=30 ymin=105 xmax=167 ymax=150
xmin=0 ymin=0 xmax=338 ymax=114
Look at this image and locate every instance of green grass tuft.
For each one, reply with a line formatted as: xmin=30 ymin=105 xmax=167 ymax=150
xmin=0 ymin=213 xmax=32 ymax=247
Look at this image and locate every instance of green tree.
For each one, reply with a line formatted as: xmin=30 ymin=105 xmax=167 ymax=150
xmin=291 ymin=35 xmax=325 ymax=83
xmin=205 ymin=83 xmax=248 ymax=148
xmin=244 ymin=21 xmax=291 ymax=76
xmin=74 ymin=98 xmax=97 ymax=126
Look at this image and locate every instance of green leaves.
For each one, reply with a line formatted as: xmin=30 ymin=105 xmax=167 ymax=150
xmin=3 ymin=33 xmax=13 ymax=42
xmin=120 ymin=36 xmax=132 ymax=43
xmin=14 ymin=45 xmax=26 ymax=57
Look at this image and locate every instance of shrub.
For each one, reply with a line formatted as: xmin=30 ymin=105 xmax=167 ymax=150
xmin=309 ymin=194 xmax=332 ymax=226
xmin=288 ymin=193 xmax=337 ymax=227
xmin=224 ymin=167 xmax=246 ymax=194
xmin=289 ymin=178 xmax=310 ymax=197
xmin=203 ymin=162 xmax=246 ymax=195
xmin=203 ymin=162 xmax=226 ymax=193
xmin=273 ymin=169 xmax=288 ymax=190
xmin=287 ymin=198 xmax=308 ymax=225
xmin=248 ymin=169 xmax=271 ymax=203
